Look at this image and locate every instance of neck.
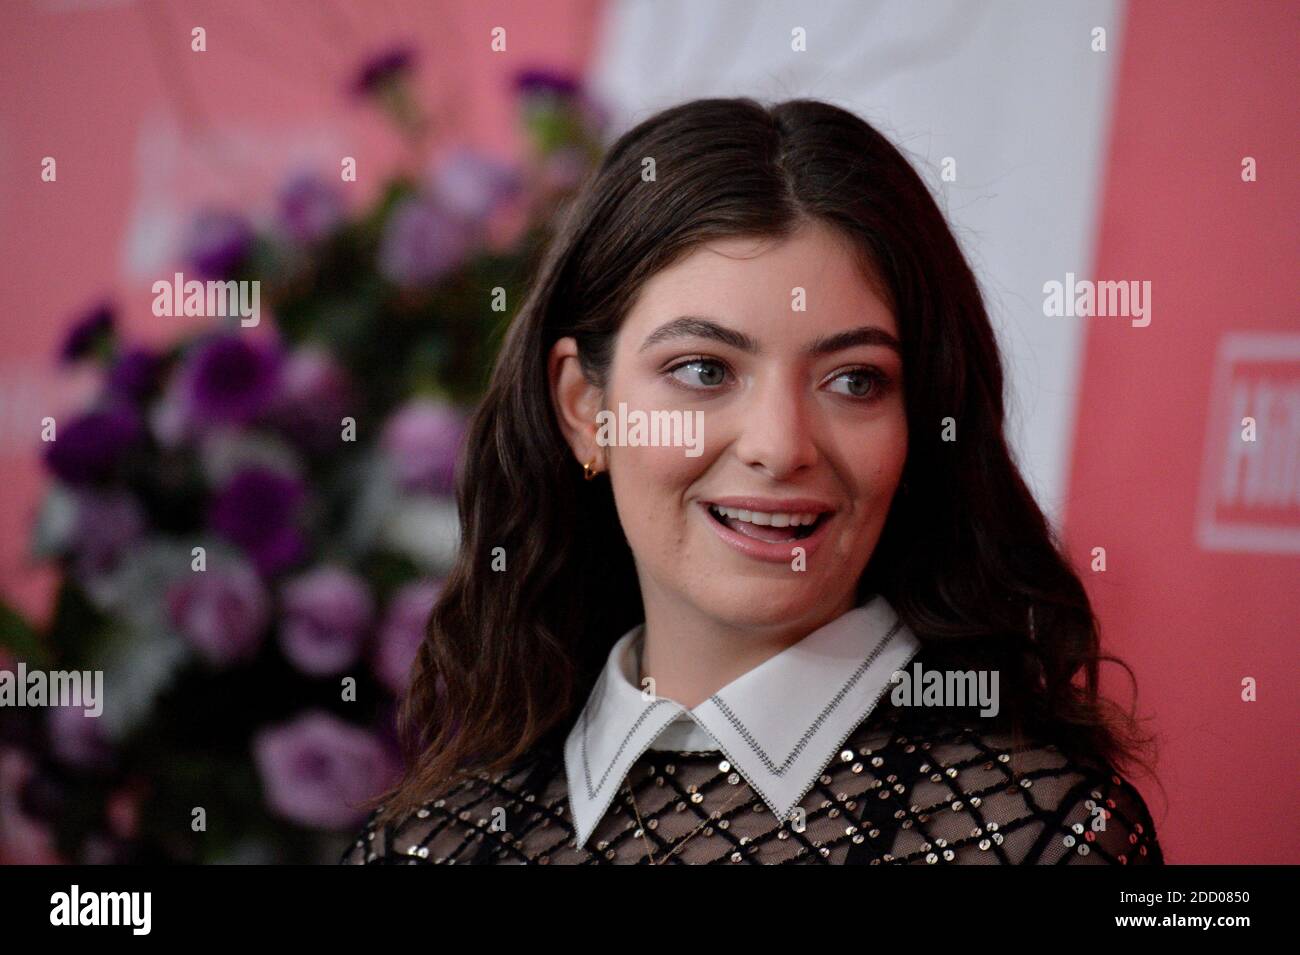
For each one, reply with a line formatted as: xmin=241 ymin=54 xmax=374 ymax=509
xmin=635 ymin=586 xmax=857 ymax=709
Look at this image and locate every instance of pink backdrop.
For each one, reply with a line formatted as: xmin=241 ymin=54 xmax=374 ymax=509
xmin=1066 ymin=0 xmax=1299 ymax=863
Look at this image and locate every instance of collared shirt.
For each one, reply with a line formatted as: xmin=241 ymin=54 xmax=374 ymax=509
xmin=563 ymin=595 xmax=922 ymax=849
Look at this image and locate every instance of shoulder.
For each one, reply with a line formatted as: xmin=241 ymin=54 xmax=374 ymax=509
xmin=338 ymin=742 xmax=571 ymax=865
xmin=848 ymin=705 xmax=1164 ymax=865
xmin=339 ymin=806 xmax=388 ymax=865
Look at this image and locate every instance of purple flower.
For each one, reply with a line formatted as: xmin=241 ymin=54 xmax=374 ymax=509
xmin=59 ymin=301 xmax=115 ymax=364
xmin=278 ymin=173 xmax=345 ymax=244
xmin=350 ymin=45 xmax=416 ymax=97
xmin=279 ymin=566 xmax=374 ymax=677
xmin=373 ymin=580 xmax=440 ymax=695
xmin=208 ymin=468 xmax=307 ymax=577
xmin=428 ymin=149 xmax=523 ymax=229
xmin=180 ymin=333 xmax=283 ymax=426
xmin=48 ymin=706 xmax=113 ymax=771
xmin=106 ymin=347 xmax=162 ymax=404
xmin=184 ymin=210 xmax=254 ymax=281
xmin=43 ymin=406 xmax=144 ymax=486
xmin=380 ymin=398 xmax=467 ymax=494
xmin=376 ymin=197 xmax=467 ymax=287
xmin=267 ymin=347 xmax=354 ymax=453
xmin=68 ymin=488 xmax=145 ymax=583
xmin=513 ymin=67 xmax=581 ymax=99
xmin=166 ymin=557 xmax=270 ymax=666
xmin=373 ymin=699 xmax=401 ymax=752
xmin=253 ymin=711 xmax=400 ymax=829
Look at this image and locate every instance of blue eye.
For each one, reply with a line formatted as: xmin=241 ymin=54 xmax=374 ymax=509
xmin=827 ymin=368 xmax=889 ymax=399
xmin=667 ymin=359 xmax=728 ymax=389
xmin=663 ymin=359 xmax=892 ymax=401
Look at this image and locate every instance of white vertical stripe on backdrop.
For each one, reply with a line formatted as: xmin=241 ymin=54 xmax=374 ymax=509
xmin=587 ymin=0 xmax=1123 ymax=527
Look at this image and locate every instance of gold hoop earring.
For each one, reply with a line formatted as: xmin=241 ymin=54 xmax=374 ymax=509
xmin=583 ymin=457 xmax=599 ymax=480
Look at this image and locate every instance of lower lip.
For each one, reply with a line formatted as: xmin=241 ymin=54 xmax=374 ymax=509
xmin=697 ymin=502 xmax=834 ymax=564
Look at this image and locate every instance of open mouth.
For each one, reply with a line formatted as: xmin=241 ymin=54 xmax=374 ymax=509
xmin=704 ymin=503 xmax=830 ymax=543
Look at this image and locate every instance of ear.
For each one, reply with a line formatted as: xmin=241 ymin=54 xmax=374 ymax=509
xmin=548 ymin=336 xmax=605 ymax=468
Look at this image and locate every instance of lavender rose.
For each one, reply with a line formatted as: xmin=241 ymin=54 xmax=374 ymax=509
xmin=267 ymin=346 xmax=354 ymax=453
xmin=373 ymin=580 xmax=440 ymax=695
xmin=380 ymin=398 xmax=466 ymax=495
xmin=47 ymin=705 xmax=113 ymax=771
xmin=278 ymin=173 xmax=345 ymax=244
xmin=253 ymin=711 xmax=399 ymax=829
xmin=68 ymin=488 xmax=145 ymax=584
xmin=208 ymin=467 xmax=307 ymax=577
xmin=166 ymin=557 xmax=270 ymax=666
xmin=428 ymin=148 xmax=523 ymax=229
xmin=279 ymin=566 xmax=374 ymax=677
xmin=376 ymin=197 xmax=467 ymax=287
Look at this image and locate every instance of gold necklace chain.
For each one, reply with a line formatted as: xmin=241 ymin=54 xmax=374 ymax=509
xmin=624 ymin=770 xmax=751 ymax=864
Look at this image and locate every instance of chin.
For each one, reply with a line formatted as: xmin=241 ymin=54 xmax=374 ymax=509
xmin=690 ymin=578 xmax=837 ymax=629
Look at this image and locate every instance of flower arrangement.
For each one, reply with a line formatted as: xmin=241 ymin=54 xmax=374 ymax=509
xmin=0 ymin=51 xmax=605 ymax=863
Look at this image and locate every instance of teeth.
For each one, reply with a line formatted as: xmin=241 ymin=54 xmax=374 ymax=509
xmin=709 ymin=505 xmax=822 ymax=527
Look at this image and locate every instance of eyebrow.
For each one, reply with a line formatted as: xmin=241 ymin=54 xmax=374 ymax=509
xmin=638 ymin=315 xmax=901 ymax=356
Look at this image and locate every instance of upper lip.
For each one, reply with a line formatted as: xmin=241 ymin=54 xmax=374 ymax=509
xmin=701 ymin=496 xmax=836 ymax=515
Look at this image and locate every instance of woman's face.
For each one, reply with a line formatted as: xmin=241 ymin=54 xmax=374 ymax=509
xmin=552 ymin=219 xmax=907 ymax=631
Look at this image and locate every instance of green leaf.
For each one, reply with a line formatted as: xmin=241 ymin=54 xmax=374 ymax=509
xmin=44 ymin=579 xmax=109 ymax=664
xmin=0 ymin=599 xmax=51 ymax=668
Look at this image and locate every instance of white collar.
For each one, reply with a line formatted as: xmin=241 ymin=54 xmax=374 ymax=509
xmin=563 ymin=595 xmax=921 ymax=849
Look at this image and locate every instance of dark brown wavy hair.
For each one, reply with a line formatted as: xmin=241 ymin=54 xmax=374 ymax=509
xmin=371 ymin=97 xmax=1159 ymax=826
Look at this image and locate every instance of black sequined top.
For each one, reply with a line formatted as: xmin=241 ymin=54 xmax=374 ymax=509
xmin=341 ymin=702 xmax=1164 ymax=865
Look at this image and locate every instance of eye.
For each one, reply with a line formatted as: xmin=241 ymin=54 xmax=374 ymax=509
xmin=826 ymin=367 xmax=890 ymax=400
xmin=665 ymin=358 xmax=729 ymax=390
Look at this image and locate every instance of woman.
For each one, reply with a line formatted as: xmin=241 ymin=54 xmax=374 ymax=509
xmin=342 ymin=97 xmax=1164 ymax=865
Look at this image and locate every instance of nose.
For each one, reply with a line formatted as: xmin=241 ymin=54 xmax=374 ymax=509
xmin=731 ymin=370 xmax=820 ymax=480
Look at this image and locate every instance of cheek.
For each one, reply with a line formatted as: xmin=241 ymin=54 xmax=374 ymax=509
xmin=839 ymin=416 xmax=908 ymax=535
xmin=848 ymin=411 xmax=907 ymax=481
xmin=875 ymin=422 xmax=909 ymax=492
xmin=609 ymin=445 xmax=708 ymax=548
